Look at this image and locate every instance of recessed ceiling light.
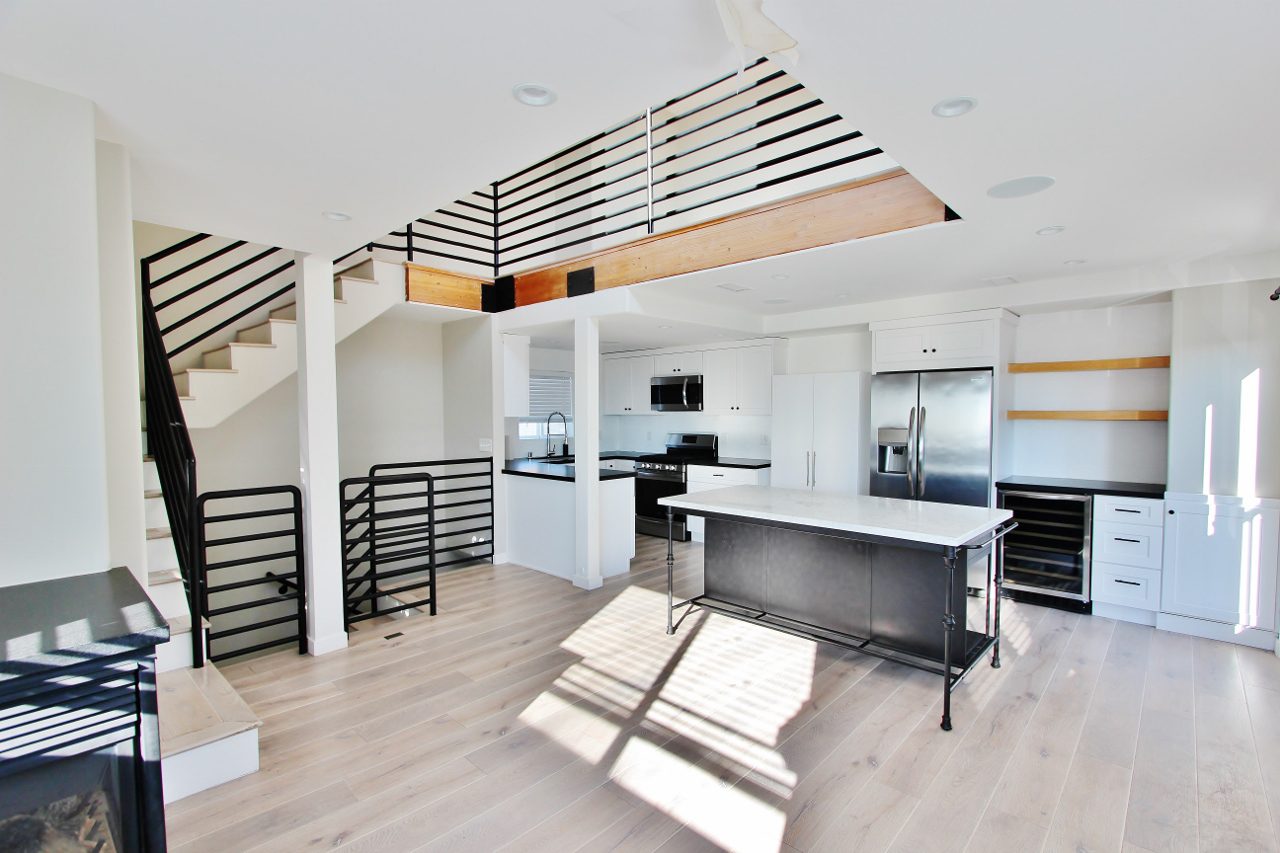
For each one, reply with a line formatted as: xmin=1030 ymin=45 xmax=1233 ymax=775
xmin=717 ymin=283 xmax=750 ymax=293
xmin=658 ymin=325 xmax=672 ymax=329
xmin=512 ymin=83 xmax=556 ymax=107
xmin=931 ymin=97 xmax=978 ymax=118
xmin=771 ymin=274 xmax=790 ymax=282
xmin=1063 ymin=259 xmax=1088 ymax=266
xmin=763 ymin=298 xmax=791 ymax=305
xmin=1035 ymin=225 xmax=1066 ymax=236
xmin=984 ymin=275 xmax=1019 ymax=286
xmin=987 ymin=176 xmax=1055 ymax=199
xmin=322 ymin=211 xmax=351 ymax=222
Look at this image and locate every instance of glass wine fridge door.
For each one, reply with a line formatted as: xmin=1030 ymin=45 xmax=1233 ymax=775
xmin=997 ymin=490 xmax=1092 ymax=601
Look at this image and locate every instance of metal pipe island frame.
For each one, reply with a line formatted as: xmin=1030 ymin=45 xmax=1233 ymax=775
xmin=660 ymin=486 xmax=1016 ymax=731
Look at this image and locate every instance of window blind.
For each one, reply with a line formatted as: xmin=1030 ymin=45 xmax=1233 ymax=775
xmin=528 ymin=371 xmax=573 ymax=422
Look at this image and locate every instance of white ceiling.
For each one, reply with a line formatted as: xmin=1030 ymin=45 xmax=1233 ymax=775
xmin=3 ymin=1 xmax=1278 ymax=318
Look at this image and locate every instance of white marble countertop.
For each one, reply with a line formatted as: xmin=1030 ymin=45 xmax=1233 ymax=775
xmin=660 ymin=485 xmax=1013 ymax=548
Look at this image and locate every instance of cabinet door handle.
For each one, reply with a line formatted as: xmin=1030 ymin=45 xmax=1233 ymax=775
xmin=1116 ymin=508 xmax=1141 ymax=514
xmin=1114 ymin=579 xmax=1141 ymax=587
xmin=1115 ymin=537 xmax=1141 ymax=543
xmin=811 ymin=451 xmax=817 ymax=489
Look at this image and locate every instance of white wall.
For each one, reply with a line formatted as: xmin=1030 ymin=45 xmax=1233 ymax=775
xmin=601 ymin=413 xmax=773 ymax=458
xmin=1167 ymin=280 xmax=1280 ymax=498
xmin=783 ymin=331 xmax=872 ymax=374
xmin=191 ymin=310 xmax=447 ymax=489
xmin=442 ymin=316 xmax=497 ymax=458
xmin=0 ymin=73 xmax=110 ymax=586
xmin=1007 ymin=302 xmax=1171 ymax=483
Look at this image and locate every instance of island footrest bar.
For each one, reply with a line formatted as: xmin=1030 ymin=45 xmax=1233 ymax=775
xmin=664 ymin=504 xmax=1017 ymax=732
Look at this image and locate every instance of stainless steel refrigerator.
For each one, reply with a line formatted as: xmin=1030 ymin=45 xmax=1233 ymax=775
xmin=869 ymin=369 xmax=993 ymax=508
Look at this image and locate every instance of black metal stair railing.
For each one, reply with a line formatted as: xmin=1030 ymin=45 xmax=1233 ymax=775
xmin=140 ymin=235 xmax=304 ymax=667
xmin=196 ymin=486 xmax=307 ymax=661
xmin=340 ymin=457 xmax=494 ymax=626
xmin=345 ymin=56 xmax=894 ymax=281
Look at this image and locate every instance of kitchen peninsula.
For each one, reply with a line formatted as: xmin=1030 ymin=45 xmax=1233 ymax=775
xmin=659 ymin=485 xmax=1015 ymax=730
xmin=502 ymin=456 xmax=636 ymax=584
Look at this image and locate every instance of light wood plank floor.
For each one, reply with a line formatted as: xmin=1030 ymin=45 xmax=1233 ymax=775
xmin=166 ymin=535 xmax=1280 ymax=852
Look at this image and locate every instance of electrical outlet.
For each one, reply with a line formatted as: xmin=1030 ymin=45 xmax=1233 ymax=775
xmin=478 ymin=438 xmax=493 ymax=451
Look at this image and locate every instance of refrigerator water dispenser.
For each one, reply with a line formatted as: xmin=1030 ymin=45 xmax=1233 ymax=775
xmin=877 ymin=428 xmax=909 ymax=474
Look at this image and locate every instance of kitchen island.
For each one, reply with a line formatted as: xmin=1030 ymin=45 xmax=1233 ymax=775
xmin=659 ymin=485 xmax=1015 ymax=730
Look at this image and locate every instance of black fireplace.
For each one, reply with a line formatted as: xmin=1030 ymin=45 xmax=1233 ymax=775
xmin=0 ymin=567 xmax=169 ymax=852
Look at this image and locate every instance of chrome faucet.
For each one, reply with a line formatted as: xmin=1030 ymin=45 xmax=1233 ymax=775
xmin=545 ymin=411 xmax=568 ymax=458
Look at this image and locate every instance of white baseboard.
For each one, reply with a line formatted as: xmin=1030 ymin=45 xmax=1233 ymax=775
xmin=572 ymin=573 xmax=603 ymax=591
xmin=162 ymin=728 xmax=258 ymax=803
xmin=1156 ymin=611 xmax=1276 ymax=650
xmin=308 ymin=631 xmax=349 ymax=656
xmin=1092 ymin=601 xmax=1156 ymax=627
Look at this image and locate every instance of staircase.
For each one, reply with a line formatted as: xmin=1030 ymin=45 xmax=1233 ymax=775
xmin=136 ymin=236 xmax=409 ymax=802
xmin=173 ymin=258 xmax=405 ymax=428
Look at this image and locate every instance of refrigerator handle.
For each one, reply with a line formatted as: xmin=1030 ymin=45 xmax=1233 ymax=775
xmin=805 ymin=450 xmax=812 ymax=487
xmin=906 ymin=406 xmax=917 ymax=497
xmin=918 ymin=406 xmax=928 ymax=497
xmin=811 ymin=451 xmax=817 ymax=489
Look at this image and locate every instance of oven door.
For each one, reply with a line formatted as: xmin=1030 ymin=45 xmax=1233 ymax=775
xmin=635 ymin=473 xmax=690 ymax=539
xmin=650 ymin=375 xmax=703 ymax=412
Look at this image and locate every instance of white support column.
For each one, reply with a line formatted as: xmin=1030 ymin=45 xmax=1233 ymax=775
xmin=573 ymin=316 xmax=602 ymax=590
xmin=295 ymin=253 xmax=347 ymax=655
xmin=95 ymin=141 xmax=147 ymax=585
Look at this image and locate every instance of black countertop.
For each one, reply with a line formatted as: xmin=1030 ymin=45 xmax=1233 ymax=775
xmin=0 ymin=566 xmax=169 ymax=681
xmin=688 ymin=457 xmax=772 ymax=470
xmin=503 ymin=459 xmax=636 ymax=482
xmin=996 ymin=476 xmax=1165 ymax=499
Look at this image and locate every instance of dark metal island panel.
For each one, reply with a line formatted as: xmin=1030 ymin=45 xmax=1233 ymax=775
xmin=659 ymin=485 xmax=1016 ymax=731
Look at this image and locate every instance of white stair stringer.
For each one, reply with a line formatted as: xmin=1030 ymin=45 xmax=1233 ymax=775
xmin=178 ymin=259 xmax=404 ymax=428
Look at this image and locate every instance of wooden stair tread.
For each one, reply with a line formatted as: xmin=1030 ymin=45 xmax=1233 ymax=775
xmin=158 ymin=663 xmax=261 ymax=757
xmin=150 ymin=568 xmax=182 ymax=586
xmin=144 ymin=489 xmax=162 ymax=499
xmin=147 ymin=526 xmax=171 ymax=540
xmin=166 ymin=613 xmax=211 ymax=637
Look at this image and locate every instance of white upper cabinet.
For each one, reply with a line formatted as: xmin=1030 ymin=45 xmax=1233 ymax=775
xmin=603 ymin=355 xmax=654 ymax=414
xmin=870 ymin=311 xmax=1013 ymax=373
xmin=602 ymin=357 xmax=630 ymax=415
xmin=604 ymin=342 xmax=775 ymax=415
xmin=653 ymin=351 xmax=703 ymax=376
xmin=628 ymin=356 xmax=654 ymax=414
xmin=704 ymin=345 xmax=773 ymax=415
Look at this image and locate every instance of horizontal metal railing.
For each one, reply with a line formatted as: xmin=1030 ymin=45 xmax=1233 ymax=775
xmin=196 ymin=486 xmax=307 ymax=662
xmin=349 ymin=56 xmax=895 ymax=281
xmin=340 ymin=457 xmax=494 ymax=626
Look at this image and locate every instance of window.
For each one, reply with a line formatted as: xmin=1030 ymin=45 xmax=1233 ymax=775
xmin=518 ymin=371 xmax=574 ymax=439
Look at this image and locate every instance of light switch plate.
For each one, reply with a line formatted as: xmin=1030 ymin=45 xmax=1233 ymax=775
xmin=478 ymin=438 xmax=493 ymax=451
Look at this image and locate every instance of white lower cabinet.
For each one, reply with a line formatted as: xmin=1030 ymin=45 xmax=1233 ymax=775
xmin=602 ymin=458 xmax=636 ymax=472
xmin=1158 ymin=494 xmax=1278 ymax=648
xmin=1090 ymin=495 xmax=1163 ymax=626
xmin=1092 ymin=563 xmax=1161 ymax=611
xmin=685 ymin=465 xmax=769 ymax=540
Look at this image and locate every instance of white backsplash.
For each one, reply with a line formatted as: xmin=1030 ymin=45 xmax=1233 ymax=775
xmin=601 ymin=413 xmax=772 ymax=459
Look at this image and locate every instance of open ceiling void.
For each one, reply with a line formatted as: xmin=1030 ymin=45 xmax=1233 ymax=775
xmin=4 ymin=0 xmax=1277 ymax=317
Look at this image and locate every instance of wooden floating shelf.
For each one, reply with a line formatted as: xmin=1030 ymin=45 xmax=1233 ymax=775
xmin=1007 ymin=410 xmax=1169 ymax=422
xmin=1008 ymin=356 xmax=1171 ymax=373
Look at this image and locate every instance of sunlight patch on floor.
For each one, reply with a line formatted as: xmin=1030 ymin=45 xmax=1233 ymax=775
xmin=518 ymin=584 xmax=818 ymax=852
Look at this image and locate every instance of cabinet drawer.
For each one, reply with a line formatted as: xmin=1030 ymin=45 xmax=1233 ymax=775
xmin=686 ymin=465 xmax=763 ymax=486
xmin=1094 ymin=495 xmax=1163 ymax=527
xmin=1093 ymin=520 xmax=1163 ymax=569
xmin=1092 ymin=563 xmax=1161 ymax=610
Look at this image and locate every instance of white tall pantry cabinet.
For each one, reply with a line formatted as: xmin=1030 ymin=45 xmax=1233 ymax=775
xmin=771 ymin=372 xmax=870 ymax=494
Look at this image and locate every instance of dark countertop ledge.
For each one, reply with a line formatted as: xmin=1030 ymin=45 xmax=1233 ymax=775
xmin=503 ymin=459 xmax=636 ymax=482
xmin=996 ymin=475 xmax=1166 ymax=499
xmin=687 ymin=456 xmax=772 ymax=470
xmin=0 ymin=566 xmax=169 ymax=681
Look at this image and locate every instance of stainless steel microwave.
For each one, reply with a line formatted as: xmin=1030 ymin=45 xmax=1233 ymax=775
xmin=650 ymin=374 xmax=704 ymax=412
